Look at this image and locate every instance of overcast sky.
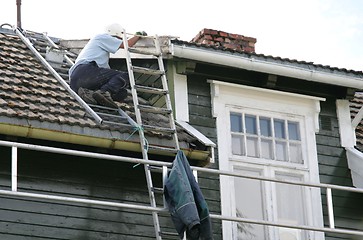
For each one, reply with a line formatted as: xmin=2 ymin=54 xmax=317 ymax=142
xmin=1 ymin=0 xmax=362 ymax=71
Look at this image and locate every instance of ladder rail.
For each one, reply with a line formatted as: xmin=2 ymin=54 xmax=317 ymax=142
xmin=122 ymin=31 xmax=162 ymax=240
xmin=153 ymin=36 xmax=180 ymax=150
xmin=42 ymin=32 xmax=74 ymax=66
xmin=14 ymin=27 xmax=103 ymax=124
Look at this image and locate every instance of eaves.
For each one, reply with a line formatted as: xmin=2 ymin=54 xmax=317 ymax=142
xmin=170 ymin=40 xmax=363 ymax=90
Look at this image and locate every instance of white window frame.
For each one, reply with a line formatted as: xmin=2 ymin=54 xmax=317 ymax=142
xmin=209 ymin=80 xmax=325 ymax=240
xmin=229 ymin=110 xmax=305 ymax=165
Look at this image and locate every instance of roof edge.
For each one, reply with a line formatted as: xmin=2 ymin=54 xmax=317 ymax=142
xmin=171 ymin=44 xmax=363 ymax=89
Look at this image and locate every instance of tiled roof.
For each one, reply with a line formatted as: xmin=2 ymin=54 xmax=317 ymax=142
xmin=0 ymin=28 xmax=199 ymax=153
xmin=0 ymin=33 xmax=97 ymax=127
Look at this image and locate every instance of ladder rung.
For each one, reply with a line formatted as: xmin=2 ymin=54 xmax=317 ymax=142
xmin=129 ymin=47 xmax=160 ymax=56
xmin=89 ymin=104 xmax=118 ymax=110
xmin=138 ymin=104 xmax=172 ymax=114
xmin=132 ymin=66 xmax=164 ymax=75
xmin=95 ymin=111 xmax=127 ymax=120
xmin=159 ymin=231 xmax=179 ymax=237
xmin=134 ymin=85 xmax=168 ymax=95
xmin=148 ymin=165 xmax=164 ymax=172
xmin=151 ymin=187 xmax=164 ymax=193
xmin=102 ymin=120 xmax=134 ymax=128
xmin=143 ymin=124 xmax=176 ymax=134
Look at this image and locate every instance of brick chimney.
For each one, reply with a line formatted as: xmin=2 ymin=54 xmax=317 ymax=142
xmin=191 ymin=28 xmax=257 ymax=53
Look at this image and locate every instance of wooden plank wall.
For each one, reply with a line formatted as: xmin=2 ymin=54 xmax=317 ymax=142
xmin=0 ymin=146 xmax=182 ymax=240
xmin=317 ymin=98 xmax=363 ymax=240
xmin=187 ymin=75 xmax=222 ymax=239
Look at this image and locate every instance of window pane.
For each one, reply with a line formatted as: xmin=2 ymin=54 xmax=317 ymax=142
xmin=275 ymin=173 xmax=307 ymax=239
xmin=232 ymin=135 xmax=244 ymax=155
xmin=247 ymin=136 xmax=258 ymax=157
xmin=261 ymin=139 xmax=273 ymax=159
xmin=290 ymin=143 xmax=303 ymax=164
xmin=231 ymin=113 xmax=242 ymax=132
xmin=245 ymin=115 xmax=257 ymax=134
xmin=274 ymin=119 xmax=285 ymax=139
xmin=260 ymin=117 xmax=271 ymax=137
xmin=276 ymin=141 xmax=287 ymax=161
xmin=288 ymin=121 xmax=300 ymax=140
xmin=234 ymin=168 xmax=267 ymax=239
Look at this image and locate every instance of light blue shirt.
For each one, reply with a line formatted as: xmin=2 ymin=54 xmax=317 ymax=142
xmin=69 ymin=33 xmax=122 ymax=76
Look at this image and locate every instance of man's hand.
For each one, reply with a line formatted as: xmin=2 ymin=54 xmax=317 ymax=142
xmin=135 ymin=31 xmax=147 ymax=36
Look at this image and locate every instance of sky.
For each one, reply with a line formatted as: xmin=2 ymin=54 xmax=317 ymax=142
xmin=1 ymin=0 xmax=362 ymax=71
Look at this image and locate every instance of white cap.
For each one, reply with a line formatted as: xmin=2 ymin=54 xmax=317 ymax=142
xmin=105 ymin=23 xmax=124 ymax=38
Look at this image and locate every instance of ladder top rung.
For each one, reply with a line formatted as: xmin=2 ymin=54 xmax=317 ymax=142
xmin=132 ymin=66 xmax=164 ymax=76
xmin=138 ymin=104 xmax=172 ymax=114
xmin=128 ymin=47 xmax=160 ymax=56
xmin=134 ymin=85 xmax=168 ymax=95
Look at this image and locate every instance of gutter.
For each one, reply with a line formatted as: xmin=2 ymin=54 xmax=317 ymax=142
xmin=171 ymin=44 xmax=363 ymax=89
xmin=0 ymin=122 xmax=210 ymax=163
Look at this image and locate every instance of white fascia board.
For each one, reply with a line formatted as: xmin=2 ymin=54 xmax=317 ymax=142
xmin=171 ymin=44 xmax=363 ymax=89
xmin=176 ymin=120 xmax=216 ymax=147
xmin=209 ymin=80 xmax=325 ymax=101
xmin=171 ymin=65 xmax=189 ymax=122
xmin=336 ymin=100 xmax=356 ymax=148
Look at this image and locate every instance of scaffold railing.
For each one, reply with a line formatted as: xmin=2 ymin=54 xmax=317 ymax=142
xmin=1 ymin=139 xmax=363 ymax=238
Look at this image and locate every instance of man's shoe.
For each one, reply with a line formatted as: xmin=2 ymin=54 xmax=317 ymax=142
xmin=78 ymin=87 xmax=97 ymax=105
xmin=93 ymin=90 xmax=118 ymax=108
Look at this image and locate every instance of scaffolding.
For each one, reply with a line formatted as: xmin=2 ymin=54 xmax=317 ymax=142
xmin=1 ymin=139 xmax=363 ymax=238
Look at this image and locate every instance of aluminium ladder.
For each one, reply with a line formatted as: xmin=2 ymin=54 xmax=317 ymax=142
xmin=122 ymin=31 xmax=180 ymax=239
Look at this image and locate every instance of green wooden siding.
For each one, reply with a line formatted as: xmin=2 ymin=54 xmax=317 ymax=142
xmin=317 ymin=99 xmax=363 ymax=240
xmin=187 ymin=75 xmax=222 ymax=239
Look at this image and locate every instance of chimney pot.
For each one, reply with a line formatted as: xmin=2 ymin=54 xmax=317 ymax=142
xmin=16 ymin=0 xmax=22 ymax=29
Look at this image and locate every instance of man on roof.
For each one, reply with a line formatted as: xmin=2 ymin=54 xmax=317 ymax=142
xmin=69 ymin=23 xmax=147 ymax=108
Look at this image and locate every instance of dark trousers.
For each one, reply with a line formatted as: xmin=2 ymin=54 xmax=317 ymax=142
xmin=70 ymin=61 xmax=129 ymax=101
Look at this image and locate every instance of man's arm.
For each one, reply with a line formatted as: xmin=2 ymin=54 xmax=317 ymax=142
xmin=119 ymin=36 xmax=140 ymax=49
